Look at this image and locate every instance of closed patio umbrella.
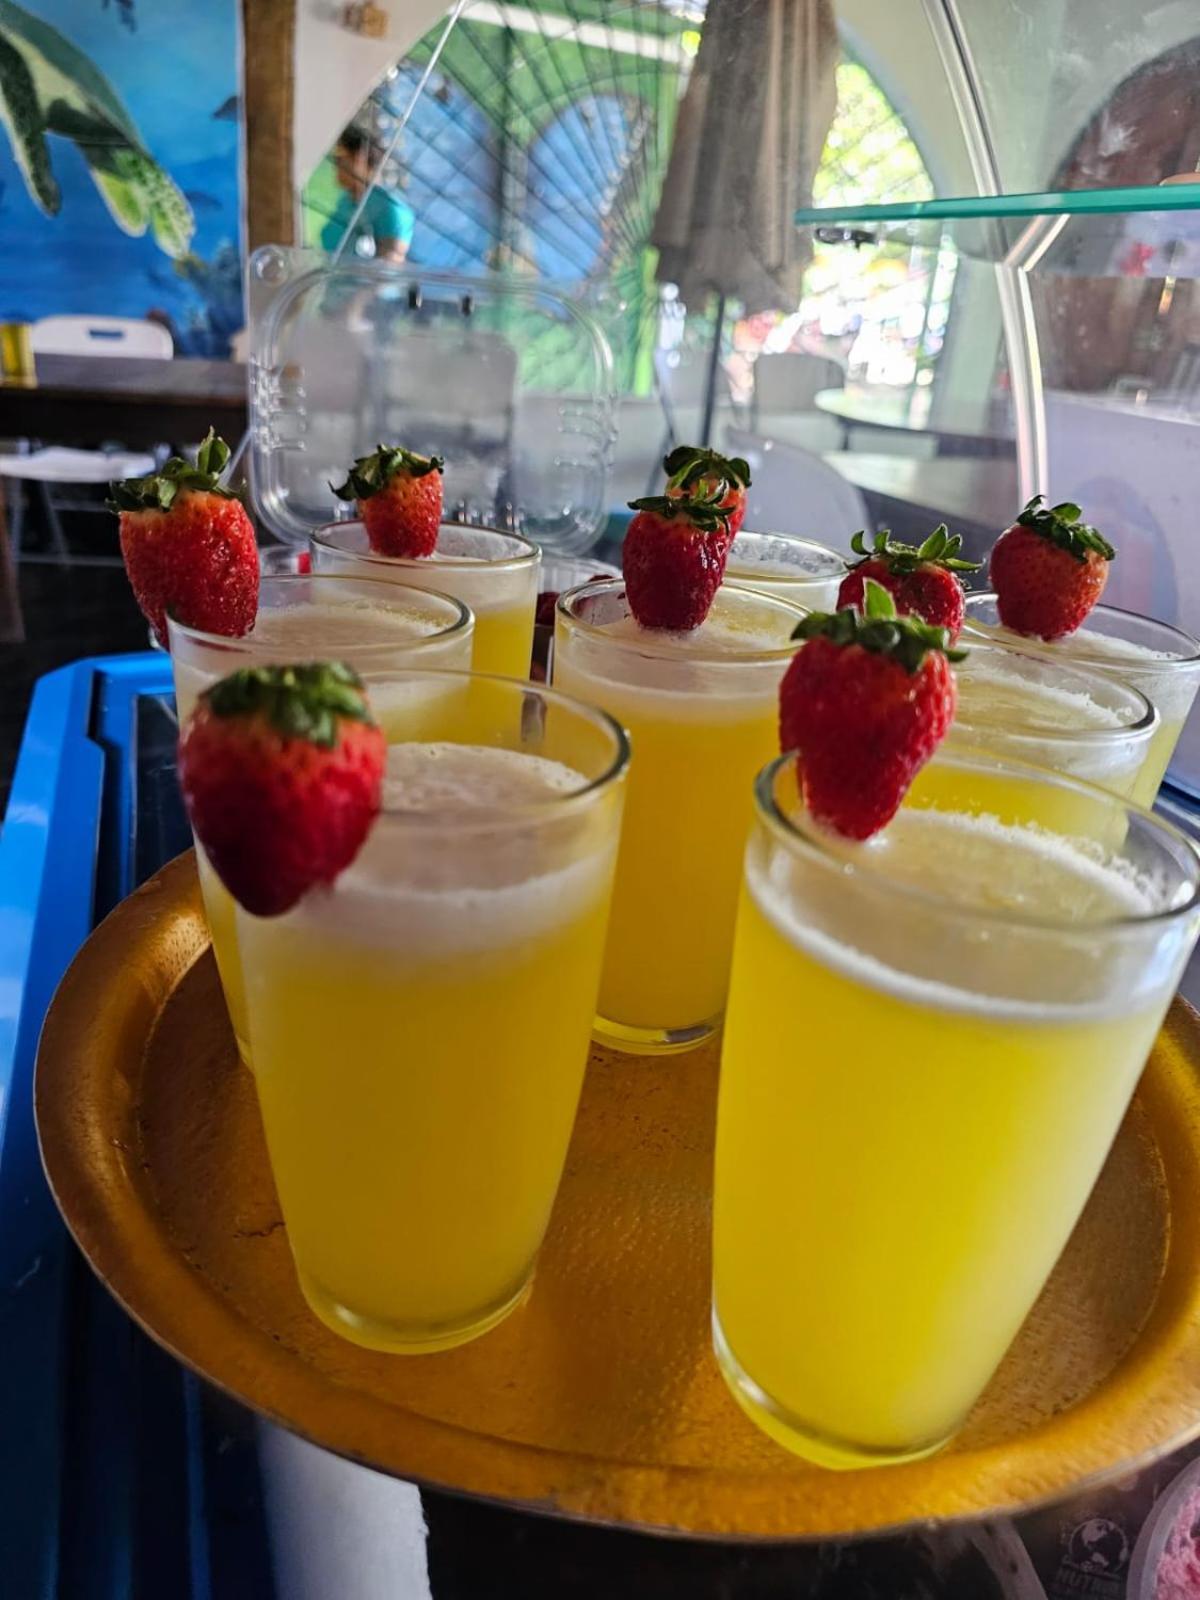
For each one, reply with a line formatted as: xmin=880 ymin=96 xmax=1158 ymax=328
xmin=651 ymin=0 xmax=839 ymax=443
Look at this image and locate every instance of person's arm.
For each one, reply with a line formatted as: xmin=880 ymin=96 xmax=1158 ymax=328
xmin=373 ymin=192 xmax=415 ymax=265
xmin=375 ymin=236 xmax=409 ymax=264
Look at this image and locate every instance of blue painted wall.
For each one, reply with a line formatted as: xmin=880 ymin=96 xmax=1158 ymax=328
xmin=0 ymin=0 xmax=242 ymax=355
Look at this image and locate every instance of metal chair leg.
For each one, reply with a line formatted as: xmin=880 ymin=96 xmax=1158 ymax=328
xmin=7 ymin=479 xmax=24 ymax=562
xmin=37 ymin=480 xmax=70 ymax=563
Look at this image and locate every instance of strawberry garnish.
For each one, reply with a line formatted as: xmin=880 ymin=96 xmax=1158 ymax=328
xmin=662 ymin=445 xmax=751 ymax=537
xmin=178 ymin=661 xmax=386 ymax=917
xmin=779 ymin=579 xmax=962 ymax=840
xmin=110 ymin=429 xmax=258 ymax=647
xmin=332 ymin=444 xmax=444 ymax=558
xmin=623 ymin=489 xmax=732 ymax=630
xmin=990 ymin=496 xmax=1115 ymax=641
xmin=838 ymin=525 xmax=979 ymax=640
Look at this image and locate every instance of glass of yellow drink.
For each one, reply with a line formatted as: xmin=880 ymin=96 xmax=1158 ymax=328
xmin=723 ymin=530 xmax=848 ymax=610
xmin=235 ymin=671 xmax=628 ymax=1353
xmin=950 ymin=640 xmax=1158 ymax=804
xmin=554 ymin=577 xmax=807 ymax=1054
xmin=168 ymin=573 xmax=473 ymax=1066
xmin=311 ymin=520 xmax=540 ymax=680
xmin=963 ymin=594 xmax=1200 ymax=807
xmin=714 ymin=746 xmax=1200 ymax=1470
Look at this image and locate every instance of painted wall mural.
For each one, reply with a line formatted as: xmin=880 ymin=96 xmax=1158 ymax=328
xmin=0 ymin=0 xmax=242 ymax=355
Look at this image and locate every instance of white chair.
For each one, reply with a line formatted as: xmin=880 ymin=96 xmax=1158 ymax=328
xmin=724 ymin=426 xmax=869 ymax=544
xmin=752 ymin=351 xmax=845 ymax=418
xmin=748 ymin=353 xmax=846 ymax=455
xmin=1 ymin=315 xmax=173 ymax=560
xmin=30 ymin=315 xmax=173 ymax=361
xmin=654 ymin=347 xmax=733 ymax=458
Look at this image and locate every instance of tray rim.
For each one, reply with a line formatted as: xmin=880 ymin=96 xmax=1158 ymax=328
xmin=34 ymin=850 xmax=1200 ymax=1543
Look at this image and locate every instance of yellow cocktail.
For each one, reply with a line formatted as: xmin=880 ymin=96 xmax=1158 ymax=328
xmin=236 ymin=675 xmax=627 ymax=1352
xmin=714 ymin=749 xmax=1200 ymax=1468
xmin=554 ymin=578 xmax=806 ymax=1053
xmin=311 ymin=520 xmax=540 ymax=679
xmin=169 ymin=573 xmax=473 ymax=1064
xmin=942 ymin=639 xmax=1158 ymax=832
xmin=963 ymin=594 xmax=1200 ymax=807
xmin=723 ymin=530 xmax=847 ymax=611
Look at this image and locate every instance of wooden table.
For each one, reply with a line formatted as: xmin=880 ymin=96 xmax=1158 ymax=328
xmin=815 ymin=387 xmax=1013 ymax=459
xmin=826 ymin=452 xmax=1019 ymax=558
xmin=0 ymin=356 xmax=247 ymax=642
xmin=0 ymin=355 xmax=247 ymax=449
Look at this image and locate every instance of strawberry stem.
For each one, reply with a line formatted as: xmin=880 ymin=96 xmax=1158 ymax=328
xmin=204 ymin=662 xmax=377 ymax=748
xmin=849 ymin=524 xmax=980 ymax=575
xmin=627 ymin=487 xmax=732 ymax=535
xmin=662 ymin=445 xmax=750 ymax=496
xmin=1014 ymin=496 xmax=1115 ymax=563
xmin=107 ymin=427 xmax=239 ymax=513
xmin=794 ymin=577 xmax=968 ymax=673
xmin=332 ymin=444 xmax=444 ymax=502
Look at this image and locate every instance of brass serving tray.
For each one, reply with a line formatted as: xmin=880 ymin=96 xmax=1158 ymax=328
xmin=35 ymin=852 xmax=1200 ymax=1541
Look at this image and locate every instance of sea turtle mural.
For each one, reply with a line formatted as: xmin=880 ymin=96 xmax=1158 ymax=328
xmin=0 ymin=0 xmax=193 ymax=257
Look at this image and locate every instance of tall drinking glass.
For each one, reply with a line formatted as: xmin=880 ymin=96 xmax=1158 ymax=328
xmin=963 ymin=594 xmax=1200 ymax=806
xmin=554 ymin=577 xmax=806 ymax=1053
xmin=723 ymin=530 xmax=848 ymax=610
xmin=949 ymin=640 xmax=1158 ymax=806
xmin=311 ymin=520 xmax=540 ymax=680
xmin=169 ymin=573 xmax=473 ymax=1065
xmin=235 ymin=671 xmax=628 ymax=1353
xmin=715 ymin=748 xmax=1200 ymax=1469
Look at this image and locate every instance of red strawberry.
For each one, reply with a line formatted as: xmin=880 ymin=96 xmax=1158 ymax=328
xmin=838 ymin=525 xmax=979 ymax=640
xmin=332 ymin=444 xmax=443 ymax=557
xmin=663 ymin=445 xmax=750 ymax=537
xmin=110 ymin=430 xmax=258 ymax=647
xmin=990 ymin=496 xmax=1115 ymax=640
xmin=178 ymin=661 xmax=385 ymax=917
xmin=623 ymin=490 xmax=732 ymax=630
xmin=779 ymin=579 xmax=961 ymax=839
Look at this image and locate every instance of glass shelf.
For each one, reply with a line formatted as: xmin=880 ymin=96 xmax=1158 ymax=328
xmin=796 ymin=186 xmax=1200 ymax=278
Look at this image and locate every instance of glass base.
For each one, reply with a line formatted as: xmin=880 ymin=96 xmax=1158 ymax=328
xmin=297 ymin=1267 xmax=534 ymax=1354
xmin=592 ymin=1011 xmax=719 ymax=1057
xmin=712 ymin=1312 xmax=953 ymax=1471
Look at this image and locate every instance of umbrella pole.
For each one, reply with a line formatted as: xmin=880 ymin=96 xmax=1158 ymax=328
xmin=700 ymin=292 xmax=727 ymax=447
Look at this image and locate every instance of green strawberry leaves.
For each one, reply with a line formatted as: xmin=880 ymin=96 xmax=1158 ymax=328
xmin=849 ymin=524 xmax=980 ymax=575
xmin=107 ymin=427 xmax=239 ymax=512
xmin=1015 ymin=496 xmax=1115 ymax=563
xmin=794 ymin=578 xmax=968 ymax=675
xmin=628 ymin=484 xmax=732 ymax=536
xmin=662 ymin=444 xmax=751 ymax=495
xmin=205 ymin=661 xmax=377 ymax=748
xmin=332 ymin=444 xmax=444 ymax=502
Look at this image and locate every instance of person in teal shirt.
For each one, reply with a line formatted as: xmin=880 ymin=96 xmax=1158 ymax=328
xmin=321 ymin=126 xmax=415 ymax=263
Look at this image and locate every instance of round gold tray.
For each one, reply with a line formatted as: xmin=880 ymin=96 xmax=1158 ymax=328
xmin=35 ymin=853 xmax=1200 ymax=1540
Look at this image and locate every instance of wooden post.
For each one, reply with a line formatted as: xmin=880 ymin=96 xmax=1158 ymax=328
xmin=242 ymin=0 xmax=297 ymax=253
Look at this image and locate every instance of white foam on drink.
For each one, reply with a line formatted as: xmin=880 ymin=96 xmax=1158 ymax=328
xmin=556 ymin=596 xmax=798 ymax=722
xmin=1061 ymin=628 xmax=1177 ymax=666
xmin=380 ymin=740 xmax=585 ymax=810
xmin=726 ymin=535 xmax=845 ymax=583
xmin=597 ymin=608 xmax=790 ymax=660
xmin=749 ymin=807 xmax=1179 ymax=1023
xmin=968 ymin=617 xmax=1199 ymax=725
xmin=248 ymin=599 xmax=446 ymax=651
xmin=302 ymin=742 xmax=614 ymax=956
xmin=956 ymin=657 xmax=1126 ymax=733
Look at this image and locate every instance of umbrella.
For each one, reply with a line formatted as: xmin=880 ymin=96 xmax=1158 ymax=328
xmin=651 ymin=0 xmax=839 ymax=443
